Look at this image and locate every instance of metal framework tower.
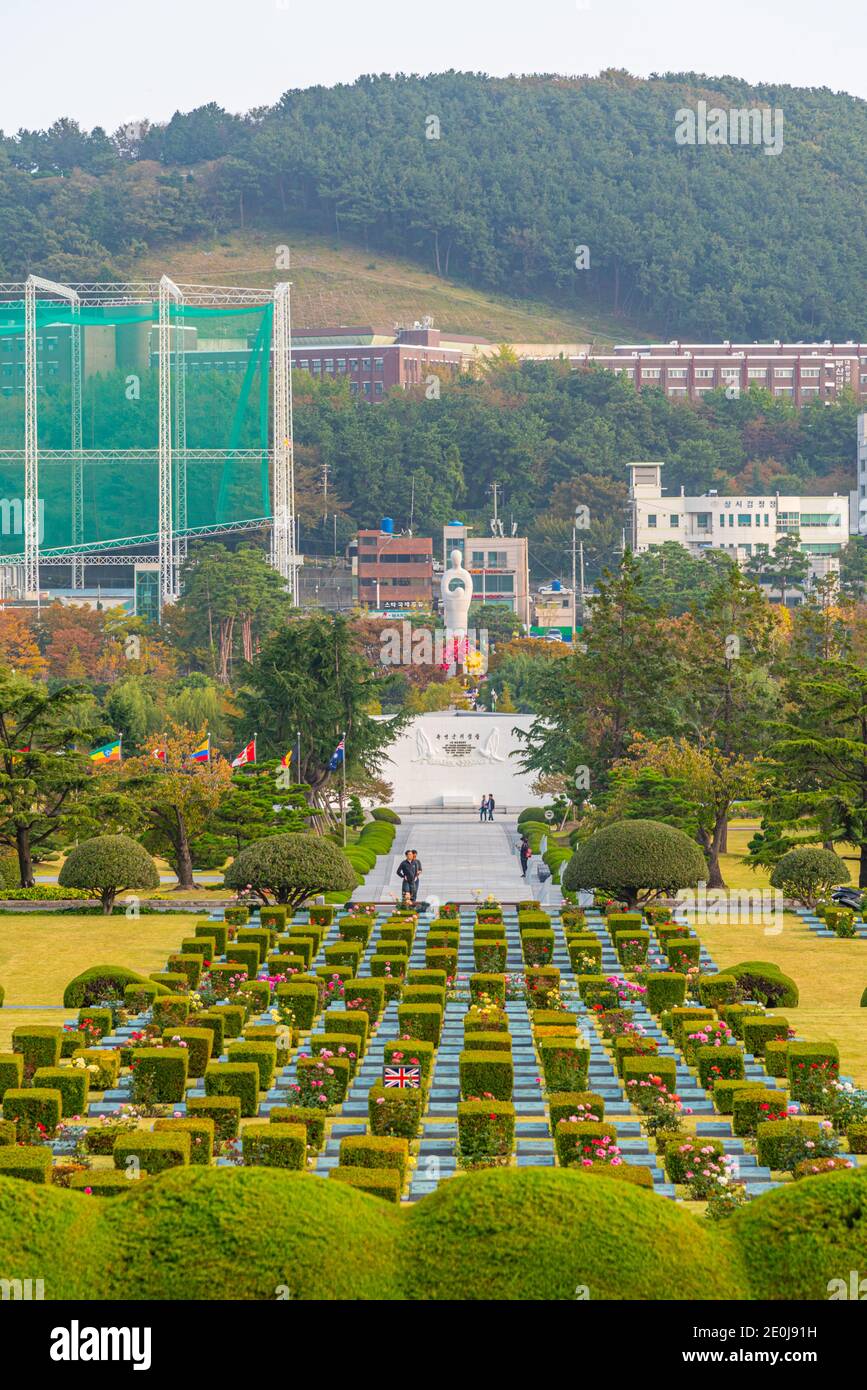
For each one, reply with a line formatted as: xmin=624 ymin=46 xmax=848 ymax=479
xmin=2 ymin=276 xmax=299 ymax=612
xmin=270 ymin=281 xmax=298 ymax=597
xmin=158 ymin=275 xmax=182 ymax=608
xmin=24 ymin=275 xmax=81 ymax=601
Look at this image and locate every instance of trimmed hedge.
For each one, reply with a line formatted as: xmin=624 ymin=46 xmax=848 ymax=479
xmin=226 ymin=1040 xmax=278 ymax=1091
xmin=397 ymin=1003 xmax=443 ymax=1046
xmin=344 ymin=979 xmax=386 ymax=1025
xmin=113 ymin=1131 xmax=191 ymax=1175
xmin=457 ymin=1100 xmax=515 ymax=1159
xmin=712 ymin=1079 xmax=769 ymax=1116
xmin=645 ymin=973 xmax=687 ymax=1013
xmin=368 ymin=1082 xmax=423 ymax=1139
xmin=32 ymin=1067 xmax=89 ymax=1118
xmin=275 ymin=982 xmax=320 ymax=1030
xmin=787 ymin=1041 xmax=839 ymax=1099
xmin=3 ymin=1088 xmax=62 ymax=1135
xmin=664 ymin=1136 xmax=725 ymax=1184
xmin=195 ymin=921 xmax=228 ymax=954
xmin=742 ymin=1016 xmax=790 ymax=1058
xmin=0 ymin=1145 xmax=53 ymax=1182
xmin=732 ymin=1088 xmax=790 ymax=1137
xmin=153 ymin=1116 xmax=215 ymax=1165
xmin=242 ymin=1122 xmax=307 ymax=1170
xmin=269 ymin=1106 xmax=326 ymax=1151
xmin=329 ymin=1166 xmax=402 ymax=1203
xmin=130 ymin=1048 xmax=189 ymax=1104
xmin=696 ymin=1045 xmax=745 ymax=1088
xmin=340 ymin=1134 xmax=409 ymax=1183
xmin=12 ymin=1026 xmax=62 ymax=1077
xmin=756 ymin=1118 xmax=821 ymax=1169
xmin=204 ymin=1062 xmax=260 ymax=1117
xmin=719 ymin=960 xmax=799 ymax=1009
xmin=187 ymin=1095 xmax=241 ymax=1141
xmin=459 ymin=1050 xmax=514 ymax=1101
xmin=554 ymin=1119 xmax=617 ymax=1166
xmin=538 ymin=1039 xmax=590 ymax=1092
xmin=548 ymin=1091 xmax=606 ymax=1127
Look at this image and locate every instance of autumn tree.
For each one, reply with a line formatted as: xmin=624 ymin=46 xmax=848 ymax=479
xmin=0 ymin=609 xmax=46 ymax=678
xmin=121 ymin=723 xmax=232 ymax=888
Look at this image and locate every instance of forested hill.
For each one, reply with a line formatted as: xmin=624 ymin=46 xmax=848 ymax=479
xmin=1 ymin=70 xmax=865 ymax=340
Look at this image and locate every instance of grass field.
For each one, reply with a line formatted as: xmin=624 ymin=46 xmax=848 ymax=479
xmin=0 ymin=913 xmax=197 ymax=1049
xmin=131 ymin=228 xmax=650 ymax=345
xmin=691 ymin=821 xmax=867 ymax=1085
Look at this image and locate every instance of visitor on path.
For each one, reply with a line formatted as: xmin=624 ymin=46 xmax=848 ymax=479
xmin=397 ymin=851 xmax=420 ymax=904
xmin=486 ymin=793 xmax=495 ymax=821
xmin=519 ymin=833 xmax=531 ymax=879
xmin=479 ymin=796 xmax=488 ymax=822
xmin=408 ymin=849 xmax=422 ymax=903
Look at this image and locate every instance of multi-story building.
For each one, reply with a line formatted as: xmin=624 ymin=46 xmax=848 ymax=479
xmin=568 ymin=342 xmax=866 ymax=405
xmin=443 ymin=522 xmax=530 ymax=627
xmin=355 ymin=526 xmax=433 ymax=612
xmin=626 ymin=462 xmax=850 ymax=591
xmin=853 ymin=414 xmax=867 ymax=536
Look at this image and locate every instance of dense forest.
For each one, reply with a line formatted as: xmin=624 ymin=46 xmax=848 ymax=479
xmin=1 ymin=71 xmax=865 ymax=339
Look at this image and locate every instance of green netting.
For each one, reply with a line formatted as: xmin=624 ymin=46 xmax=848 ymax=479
xmin=0 ymin=298 xmax=273 ymax=556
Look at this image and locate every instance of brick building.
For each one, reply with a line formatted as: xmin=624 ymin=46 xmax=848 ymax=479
xmin=355 ymin=528 xmax=434 ymax=611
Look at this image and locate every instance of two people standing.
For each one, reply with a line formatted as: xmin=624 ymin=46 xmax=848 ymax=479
xmin=397 ymin=848 xmax=422 ymax=904
xmin=478 ymin=794 xmax=496 ymax=822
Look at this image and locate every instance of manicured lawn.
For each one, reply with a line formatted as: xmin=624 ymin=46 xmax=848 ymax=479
xmin=0 ymin=913 xmax=199 ymax=1046
xmin=690 ymin=868 xmax=867 ymax=1086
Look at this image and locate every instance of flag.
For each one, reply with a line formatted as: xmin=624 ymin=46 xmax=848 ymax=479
xmin=383 ymin=1065 xmax=420 ymax=1089
xmin=90 ymin=739 xmax=121 ymax=764
xmin=232 ymin=738 xmax=256 ymax=769
xmin=153 ymin=747 xmax=166 ymax=764
xmin=189 ymin=735 xmax=210 ymax=763
xmin=328 ymin=734 xmax=345 ymax=773
xmin=280 ymin=749 xmax=292 ymax=768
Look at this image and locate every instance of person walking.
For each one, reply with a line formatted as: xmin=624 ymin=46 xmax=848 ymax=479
xmin=479 ymin=796 xmax=488 ymax=823
xmin=397 ymin=850 xmax=419 ymax=904
xmin=486 ymin=793 xmax=495 ymax=821
xmin=408 ymin=849 xmax=422 ymax=903
xmin=519 ymin=833 xmax=531 ymax=879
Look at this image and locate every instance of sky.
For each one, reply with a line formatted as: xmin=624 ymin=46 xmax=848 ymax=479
xmin=0 ymin=0 xmax=863 ymax=132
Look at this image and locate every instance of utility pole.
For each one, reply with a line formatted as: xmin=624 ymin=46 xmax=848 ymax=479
xmin=490 ymin=481 xmax=500 ymax=523
xmin=321 ymin=460 xmax=329 ymax=520
xmin=571 ymin=523 xmax=577 ymax=641
xmin=409 ymin=474 xmax=416 ymax=531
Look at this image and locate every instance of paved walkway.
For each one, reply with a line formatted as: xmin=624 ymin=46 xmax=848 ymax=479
xmin=356 ymin=813 xmax=561 ymax=907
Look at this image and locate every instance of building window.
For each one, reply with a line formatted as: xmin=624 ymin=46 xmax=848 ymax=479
xmin=800 ymin=513 xmax=840 ymax=527
xmin=324 ymin=359 xmax=334 ymax=374
xmin=312 ymin=360 xmax=321 ymax=374
xmin=349 ymin=381 xmax=359 ymax=395
xmin=641 ymin=368 xmax=660 ymax=379
xmin=374 ymin=357 xmax=384 ymax=372
xmin=667 ymin=368 xmax=687 ymax=379
xmin=670 ymin=514 xmax=679 ymax=527
xmin=350 ymin=358 xmax=359 ymax=372
xmin=471 ymin=551 xmax=485 ymax=566
xmin=801 ymin=543 xmax=842 ymax=555
xmin=777 ymin=512 xmax=800 ymax=530
xmin=748 ymin=368 xmax=767 ymax=378
xmin=375 ymin=381 xmax=384 ymax=396
xmin=363 ymin=382 xmax=371 ymax=396
xmin=362 ymin=357 xmax=372 ymax=371
xmin=487 ymin=551 xmax=508 ymax=567
xmin=647 ymin=514 xmax=657 ymax=528
xmin=695 ymin=512 xmax=712 ymax=529
xmin=695 ymin=368 xmax=714 ymax=379
xmin=337 ymin=358 xmax=346 ymax=373
xmin=737 ymin=514 xmax=752 ymax=527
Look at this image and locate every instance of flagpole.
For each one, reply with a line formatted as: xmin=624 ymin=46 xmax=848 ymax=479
xmin=341 ymin=734 xmax=347 ymax=848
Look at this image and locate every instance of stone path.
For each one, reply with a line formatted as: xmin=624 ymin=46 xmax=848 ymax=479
xmin=355 ymin=813 xmax=546 ymax=905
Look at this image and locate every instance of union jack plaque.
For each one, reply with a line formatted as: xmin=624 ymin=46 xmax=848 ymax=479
xmin=383 ymin=1064 xmax=421 ymax=1089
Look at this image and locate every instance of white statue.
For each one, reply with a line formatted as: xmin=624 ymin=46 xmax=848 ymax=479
xmin=441 ymin=549 xmax=473 ymax=635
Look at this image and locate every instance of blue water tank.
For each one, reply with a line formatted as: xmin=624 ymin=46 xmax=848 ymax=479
xmin=551 ymin=579 xmax=562 ymax=591
xmin=380 ymin=516 xmax=394 ymax=535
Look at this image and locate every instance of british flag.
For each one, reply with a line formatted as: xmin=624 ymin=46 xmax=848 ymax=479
xmin=383 ymin=1065 xmax=420 ymax=1089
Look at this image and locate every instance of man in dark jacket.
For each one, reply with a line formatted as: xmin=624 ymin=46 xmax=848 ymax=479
xmin=397 ymin=849 xmax=421 ymax=903
xmin=486 ymin=793 xmax=495 ymax=821
xmin=519 ymin=833 xmax=531 ymax=878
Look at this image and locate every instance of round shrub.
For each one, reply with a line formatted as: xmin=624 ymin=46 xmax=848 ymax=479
xmin=58 ymin=835 xmax=159 ymax=915
xmin=403 ymin=1167 xmax=744 ymax=1300
xmin=371 ymin=807 xmax=400 ymax=824
xmin=63 ymin=965 xmax=171 ymax=1009
xmin=860 ymin=986 xmax=867 ymax=1008
xmin=518 ymin=806 xmax=549 ymax=826
xmin=769 ymin=848 xmax=850 ymax=907
xmin=224 ymin=833 xmax=357 ymax=908
xmin=562 ymin=820 xmax=707 ymax=908
xmin=730 ymin=1168 xmax=867 ymax=1300
xmin=720 ymin=960 xmax=799 ymax=1009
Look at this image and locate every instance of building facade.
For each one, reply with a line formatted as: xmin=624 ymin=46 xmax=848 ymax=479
xmin=626 ymin=462 xmax=850 ymax=588
xmin=355 ymin=528 xmax=433 ymax=611
xmin=571 ymin=342 xmax=866 ymax=405
xmin=443 ymin=522 xmax=530 ymax=627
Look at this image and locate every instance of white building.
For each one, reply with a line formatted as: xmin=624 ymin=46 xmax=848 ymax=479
xmin=854 ymin=414 xmax=867 ymax=535
xmin=626 ymin=462 xmax=849 ymax=590
xmin=376 ymin=711 xmax=545 ymax=812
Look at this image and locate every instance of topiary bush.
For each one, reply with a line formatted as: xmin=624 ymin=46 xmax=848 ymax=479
xmin=720 ymin=960 xmax=799 ymax=1009
xmin=769 ymin=848 xmax=850 ymax=907
xmin=63 ymin=965 xmax=170 ymax=1009
xmin=113 ymin=1131 xmax=191 ymax=1175
xmin=329 ymin=1166 xmax=402 ymax=1202
xmin=224 ymin=834 xmax=357 ymax=908
xmin=242 ymin=1122 xmax=307 ymax=1170
xmin=368 ymin=1082 xmax=423 ymax=1139
xmin=0 ymin=1145 xmax=53 ymax=1182
xmin=562 ymin=820 xmax=707 ymax=909
xmin=58 ymin=835 xmax=159 ymax=914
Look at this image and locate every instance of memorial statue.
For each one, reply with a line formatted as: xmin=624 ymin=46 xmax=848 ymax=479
xmin=441 ymin=548 xmax=473 ymax=636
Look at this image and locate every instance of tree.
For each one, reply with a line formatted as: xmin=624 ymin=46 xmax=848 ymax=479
xmin=605 ymin=735 xmax=757 ymax=888
xmin=0 ymin=609 xmax=46 ymax=678
xmin=207 ymin=763 xmax=312 ymax=855
xmin=746 ymin=534 xmax=810 ymax=608
xmin=518 ymin=552 xmax=678 ymax=792
xmin=562 ymin=819 xmax=708 ymax=909
xmin=58 ymin=834 xmax=159 ymax=914
xmin=233 ymin=614 xmax=404 ymax=815
xmin=171 ymin=544 xmax=294 ymax=682
xmin=769 ymin=847 xmax=850 ymax=908
xmin=0 ymin=671 xmax=95 ymax=885
xmin=121 ymin=723 xmax=233 ymax=888
xmin=758 ymin=660 xmax=867 ymax=888
xmin=223 ymin=832 xmax=357 ymax=907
